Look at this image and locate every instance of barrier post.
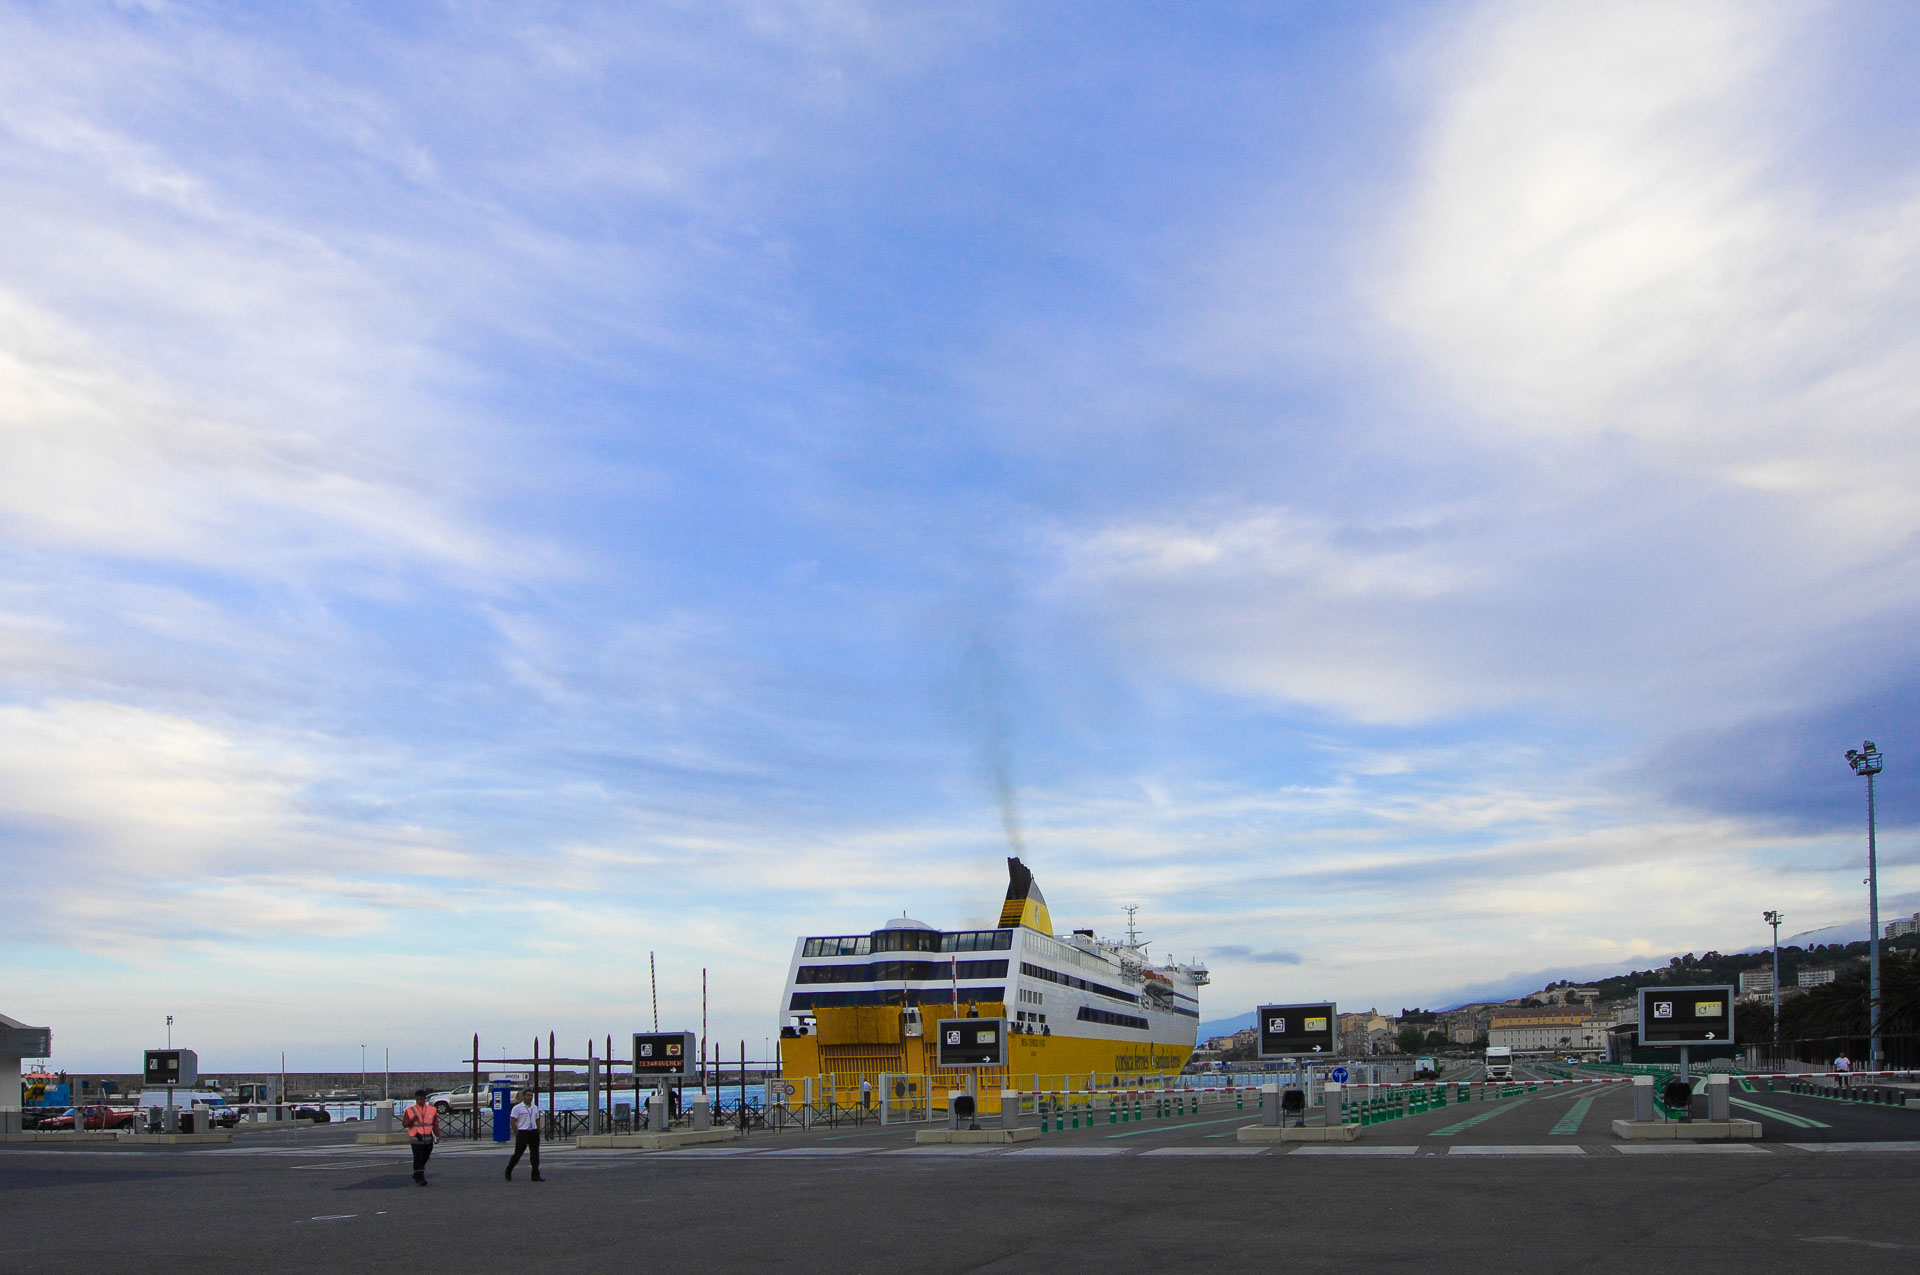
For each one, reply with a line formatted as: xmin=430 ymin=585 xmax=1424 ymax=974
xmin=1707 ymin=1075 xmax=1729 ymax=1122
xmin=1324 ymin=1082 xmax=1341 ymax=1126
xmin=1002 ymin=1091 xmax=1020 ymax=1131
xmin=1632 ymin=1075 xmax=1654 ymax=1122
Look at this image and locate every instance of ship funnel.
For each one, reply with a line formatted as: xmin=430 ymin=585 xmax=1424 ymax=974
xmin=998 ymin=857 xmax=1053 ymax=933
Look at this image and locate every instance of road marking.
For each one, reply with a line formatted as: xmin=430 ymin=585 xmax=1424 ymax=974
xmin=881 ymin=1146 xmax=1003 ymax=1156
xmin=1787 ymin=1141 xmax=1920 ymax=1153
xmin=1613 ymin=1143 xmax=1768 ymax=1154
xmin=308 ymin=1214 xmax=358 ymax=1222
xmin=1105 ymin=1115 xmax=1252 ymax=1139
xmin=1009 ymin=1147 xmax=1128 ymax=1156
xmin=758 ymin=1148 xmax=869 ymax=1156
xmin=1140 ymin=1147 xmax=1265 ymax=1156
xmin=1290 ymin=1146 xmax=1418 ymax=1156
xmin=1448 ymin=1145 xmax=1586 ymax=1156
xmin=1728 ymin=1098 xmax=1828 ymax=1129
xmin=1551 ymin=1096 xmax=1598 ymax=1136
xmin=1429 ymin=1099 xmax=1531 ymax=1137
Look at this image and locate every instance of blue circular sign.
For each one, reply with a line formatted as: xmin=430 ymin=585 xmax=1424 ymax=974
xmin=1330 ymin=1066 xmax=1349 ymax=1083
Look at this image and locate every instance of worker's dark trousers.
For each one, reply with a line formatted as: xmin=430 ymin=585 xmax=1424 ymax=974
xmin=506 ymin=1129 xmax=540 ymax=1176
xmin=410 ymin=1138 xmax=434 ymax=1181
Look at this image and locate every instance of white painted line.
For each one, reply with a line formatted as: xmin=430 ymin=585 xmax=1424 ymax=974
xmin=1009 ymin=1147 xmax=1129 ymax=1156
xmin=1786 ymin=1141 xmax=1920 ymax=1153
xmin=1290 ymin=1146 xmax=1419 ymax=1156
xmin=1141 ymin=1147 xmax=1265 ymax=1156
xmin=881 ymin=1146 xmax=1003 ymax=1156
xmin=1448 ymin=1145 xmax=1587 ymax=1156
xmin=1613 ymin=1143 xmax=1769 ymax=1154
xmin=759 ymin=1147 xmax=872 ymax=1156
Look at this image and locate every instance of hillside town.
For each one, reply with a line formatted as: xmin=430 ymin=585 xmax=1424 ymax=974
xmin=1195 ymin=922 xmax=1920 ymax=1066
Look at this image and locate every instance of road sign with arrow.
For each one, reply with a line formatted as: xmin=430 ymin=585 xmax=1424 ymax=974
xmin=1636 ymin=985 xmax=1735 ymax=1048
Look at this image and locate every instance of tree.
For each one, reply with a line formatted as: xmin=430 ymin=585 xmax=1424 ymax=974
xmin=1394 ymin=1025 xmax=1424 ymax=1055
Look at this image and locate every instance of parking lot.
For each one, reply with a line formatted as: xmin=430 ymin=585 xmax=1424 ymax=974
xmin=5 ymin=1065 xmax=1920 ymax=1273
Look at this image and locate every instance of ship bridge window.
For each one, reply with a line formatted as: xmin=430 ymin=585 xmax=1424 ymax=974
xmin=797 ymin=960 xmax=1009 ymax=985
xmin=789 ymin=987 xmax=1005 ymax=1012
xmin=871 ymin=928 xmax=1014 ymax=954
xmin=802 ymin=936 xmax=872 ymax=958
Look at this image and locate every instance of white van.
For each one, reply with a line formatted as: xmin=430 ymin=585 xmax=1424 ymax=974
xmin=1484 ymin=1046 xmax=1513 ymax=1079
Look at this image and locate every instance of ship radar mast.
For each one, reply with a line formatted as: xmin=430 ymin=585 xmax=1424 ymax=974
xmin=1122 ymin=904 xmax=1149 ymax=957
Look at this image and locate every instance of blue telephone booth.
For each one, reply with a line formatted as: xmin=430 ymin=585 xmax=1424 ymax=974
xmin=490 ymin=1080 xmax=514 ymax=1142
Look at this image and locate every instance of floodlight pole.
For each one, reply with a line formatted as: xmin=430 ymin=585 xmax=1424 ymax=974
xmin=1846 ymin=742 xmax=1884 ymax=1071
xmin=1763 ymin=910 xmax=1782 ymax=1062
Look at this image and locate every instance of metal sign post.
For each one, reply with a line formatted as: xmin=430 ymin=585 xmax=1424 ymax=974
xmin=1255 ymin=1005 xmax=1336 ymax=1126
xmin=1637 ymin=986 xmax=1735 ymax=1083
xmin=936 ymin=1018 xmax=1005 ymax=1131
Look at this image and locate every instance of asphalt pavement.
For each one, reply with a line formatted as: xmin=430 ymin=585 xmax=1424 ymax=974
xmin=5 ymin=1068 xmax=1920 ymax=1273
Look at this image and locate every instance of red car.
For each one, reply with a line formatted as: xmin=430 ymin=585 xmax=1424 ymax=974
xmin=36 ymin=1105 xmax=140 ymax=1131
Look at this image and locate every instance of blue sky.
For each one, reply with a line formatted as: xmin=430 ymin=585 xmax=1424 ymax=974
xmin=5 ymin=0 xmax=1920 ymax=1073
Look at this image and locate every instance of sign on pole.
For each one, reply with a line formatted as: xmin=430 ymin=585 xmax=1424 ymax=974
xmin=936 ymin=1017 xmax=1006 ymax=1068
xmin=143 ymin=1049 xmax=199 ymax=1087
xmin=1636 ymin=986 xmax=1735 ymax=1047
xmin=1257 ymin=1003 xmax=1338 ymax=1059
xmin=631 ymin=1032 xmax=696 ymax=1074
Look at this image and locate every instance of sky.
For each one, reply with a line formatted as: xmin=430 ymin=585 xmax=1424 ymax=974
xmin=5 ymin=0 xmax=1920 ymax=1074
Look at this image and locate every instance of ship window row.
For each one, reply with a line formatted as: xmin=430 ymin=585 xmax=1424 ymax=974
xmin=1023 ymin=931 xmax=1110 ymax=973
xmin=1019 ymin=962 xmax=1138 ymax=1004
xmin=870 ymin=928 xmax=1014 ymax=954
xmin=788 ymin=988 xmax=1004 ymax=1011
xmin=1171 ymin=1005 xmax=1199 ymax=1018
xmin=801 ymin=936 xmax=872 ymax=957
xmin=1077 ymin=1006 xmax=1150 ymax=1031
xmin=795 ymin=960 xmax=1009 ymax=985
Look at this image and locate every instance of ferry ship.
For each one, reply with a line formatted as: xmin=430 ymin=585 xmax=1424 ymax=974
xmin=777 ymin=858 xmax=1206 ymax=1099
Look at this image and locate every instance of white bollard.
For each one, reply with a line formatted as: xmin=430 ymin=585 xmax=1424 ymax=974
xmin=1632 ymin=1075 xmax=1654 ymax=1121
xmin=1707 ymin=1074 xmax=1730 ymax=1121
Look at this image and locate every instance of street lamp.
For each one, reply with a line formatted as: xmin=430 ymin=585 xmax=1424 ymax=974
xmin=1763 ymin=910 xmax=1783 ymax=1060
xmin=165 ymin=1015 xmax=173 ymax=1049
xmin=1845 ymin=741 xmax=1884 ymax=1071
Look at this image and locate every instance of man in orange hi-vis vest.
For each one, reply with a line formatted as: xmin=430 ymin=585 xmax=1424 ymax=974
xmin=402 ymin=1088 xmax=441 ymax=1186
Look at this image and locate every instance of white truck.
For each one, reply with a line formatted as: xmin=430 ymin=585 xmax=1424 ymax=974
xmin=1483 ymin=1046 xmax=1514 ymax=1079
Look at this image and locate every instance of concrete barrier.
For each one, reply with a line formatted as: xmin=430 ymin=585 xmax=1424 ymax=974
xmin=915 ymin=1127 xmax=1039 ymax=1145
xmin=1611 ymin=1119 xmax=1761 ymax=1141
xmin=1236 ymin=1124 xmax=1359 ymax=1144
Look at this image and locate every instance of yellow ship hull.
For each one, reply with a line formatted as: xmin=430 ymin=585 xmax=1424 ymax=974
xmin=780 ymin=1003 xmax=1196 ymax=1105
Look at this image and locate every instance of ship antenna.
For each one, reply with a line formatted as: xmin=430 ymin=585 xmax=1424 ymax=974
xmin=1123 ymin=904 xmax=1147 ymax=952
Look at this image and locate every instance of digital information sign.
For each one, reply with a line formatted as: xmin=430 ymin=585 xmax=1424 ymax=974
xmin=631 ymin=1032 xmax=695 ymax=1075
xmin=143 ymin=1049 xmax=199 ymax=1087
xmin=936 ymin=1017 xmax=1006 ymax=1068
xmin=1637 ymin=986 xmax=1735 ymax=1048
xmin=0 ymin=1023 xmax=50 ymax=1059
xmin=1257 ymin=1003 xmax=1338 ymax=1058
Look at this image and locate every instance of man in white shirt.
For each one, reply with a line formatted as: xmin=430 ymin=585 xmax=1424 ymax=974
xmin=504 ymin=1089 xmax=544 ymax=1181
xmin=1834 ymin=1052 xmax=1852 ymax=1091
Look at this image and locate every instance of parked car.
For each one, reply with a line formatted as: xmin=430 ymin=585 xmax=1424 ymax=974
xmin=291 ymin=1106 xmax=332 ymax=1123
xmin=36 ymin=1105 xmax=141 ymax=1131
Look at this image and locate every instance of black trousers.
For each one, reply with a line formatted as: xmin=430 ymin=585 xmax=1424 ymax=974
xmin=506 ymin=1129 xmax=540 ymax=1175
xmin=410 ymin=1138 xmax=434 ymax=1179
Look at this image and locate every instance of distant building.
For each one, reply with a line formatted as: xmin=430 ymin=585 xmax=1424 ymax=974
xmin=1488 ymin=1006 xmax=1607 ymax=1052
xmin=1738 ymin=969 xmax=1775 ymax=998
xmin=1885 ymin=913 xmax=1920 ymax=940
xmin=1797 ymin=968 xmax=1837 ymax=988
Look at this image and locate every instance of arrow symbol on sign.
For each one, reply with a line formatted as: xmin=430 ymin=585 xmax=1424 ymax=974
xmin=1705 ymin=1032 xmax=1716 ymax=1039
